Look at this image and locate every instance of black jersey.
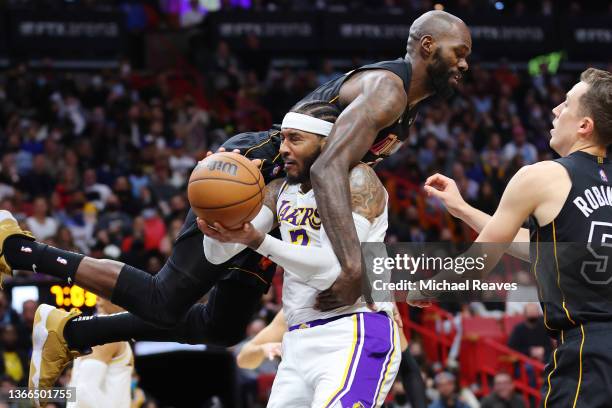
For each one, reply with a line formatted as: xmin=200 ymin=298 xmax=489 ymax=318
xmin=221 ymin=127 xmax=284 ymax=184
xmin=296 ymin=58 xmax=420 ymax=164
xmin=529 ymin=151 xmax=612 ymax=332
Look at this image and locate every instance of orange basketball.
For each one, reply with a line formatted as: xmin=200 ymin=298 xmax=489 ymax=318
xmin=188 ymin=152 xmax=265 ymax=229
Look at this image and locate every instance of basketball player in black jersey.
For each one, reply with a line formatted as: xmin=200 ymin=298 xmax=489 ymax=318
xmin=305 ymin=11 xmax=471 ymax=311
xmin=413 ymin=68 xmax=612 ymax=406
xmin=0 ymin=10 xmax=469 ymax=396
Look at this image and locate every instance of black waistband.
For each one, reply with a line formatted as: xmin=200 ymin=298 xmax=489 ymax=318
xmin=559 ymin=321 xmax=612 ymax=342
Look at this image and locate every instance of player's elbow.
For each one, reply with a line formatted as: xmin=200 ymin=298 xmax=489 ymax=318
xmin=202 ymin=240 xmax=233 ymax=265
xmin=205 ymin=253 xmax=229 ymax=265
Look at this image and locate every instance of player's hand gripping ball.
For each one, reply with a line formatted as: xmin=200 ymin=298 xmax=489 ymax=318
xmin=188 ymin=152 xmax=265 ymax=229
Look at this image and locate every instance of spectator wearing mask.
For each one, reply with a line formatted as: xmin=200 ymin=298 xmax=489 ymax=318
xmin=507 ymin=303 xmax=552 ymax=362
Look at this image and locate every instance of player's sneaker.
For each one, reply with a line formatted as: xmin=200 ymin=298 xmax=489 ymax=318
xmin=0 ymin=210 xmax=35 ymax=278
xmin=29 ymin=304 xmax=81 ymax=407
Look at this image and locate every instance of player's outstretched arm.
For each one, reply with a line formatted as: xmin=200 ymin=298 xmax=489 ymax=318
xmin=424 ymin=173 xmax=530 ymax=261
xmin=236 ymin=310 xmax=287 ymax=369
xmin=409 ymin=163 xmax=552 ymax=306
xmin=312 ymin=71 xmax=407 ymax=311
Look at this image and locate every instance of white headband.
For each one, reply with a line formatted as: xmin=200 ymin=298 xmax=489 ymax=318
xmin=281 ymin=112 xmax=334 ymax=137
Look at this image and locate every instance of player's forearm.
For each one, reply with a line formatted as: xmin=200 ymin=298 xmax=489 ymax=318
xmin=457 ymin=204 xmax=530 ymax=261
xmin=310 ymin=98 xmax=383 ymax=276
xmin=256 ymin=213 xmax=372 ymax=290
xmin=236 ymin=343 xmax=266 ymax=369
xmin=256 ymin=235 xmax=339 ymax=290
xmin=311 ymin=160 xmax=362 ymax=276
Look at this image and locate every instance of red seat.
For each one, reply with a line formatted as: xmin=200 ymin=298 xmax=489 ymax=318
xmin=462 ymin=317 xmax=504 ymax=341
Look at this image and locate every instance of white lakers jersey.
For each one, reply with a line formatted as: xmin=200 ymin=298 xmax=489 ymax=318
xmin=277 ymin=182 xmax=391 ymax=326
xmin=68 ymin=342 xmax=134 ymax=408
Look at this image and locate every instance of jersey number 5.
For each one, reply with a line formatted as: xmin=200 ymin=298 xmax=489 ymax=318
xmin=581 ymin=221 xmax=612 ymax=285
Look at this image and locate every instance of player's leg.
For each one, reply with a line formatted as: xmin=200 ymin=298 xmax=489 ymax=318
xmin=541 ymin=326 xmax=612 ymax=408
xmin=309 ymin=312 xmax=401 ymax=408
xmin=398 ymin=348 xmax=427 ymax=408
xmin=29 ymin=275 xmax=268 ymax=391
xmin=1 ymin=209 xmax=223 ymax=328
xmin=395 ymin=328 xmax=427 ymax=408
xmin=266 ymin=330 xmax=313 ymax=408
xmin=29 ymin=245 xmax=274 ymax=390
xmin=63 ymin=240 xmax=274 ymax=349
xmin=64 ymin=278 xmax=267 ymax=349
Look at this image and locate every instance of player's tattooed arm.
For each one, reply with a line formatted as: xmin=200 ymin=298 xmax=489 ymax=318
xmin=349 ymin=164 xmax=386 ymax=223
xmin=313 ymin=70 xmax=407 ymax=311
xmin=263 ymin=178 xmax=284 ymax=229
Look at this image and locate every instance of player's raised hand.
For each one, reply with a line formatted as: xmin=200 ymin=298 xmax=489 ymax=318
xmin=197 ymin=218 xmax=264 ymax=249
xmin=260 ymin=342 xmax=282 ymax=361
xmin=424 ymin=173 xmax=467 ymax=218
xmin=204 ymin=147 xmax=262 ymax=168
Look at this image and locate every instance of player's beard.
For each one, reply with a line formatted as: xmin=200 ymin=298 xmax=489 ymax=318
xmin=286 ymin=147 xmax=321 ymax=185
xmin=426 ymin=48 xmax=456 ymax=99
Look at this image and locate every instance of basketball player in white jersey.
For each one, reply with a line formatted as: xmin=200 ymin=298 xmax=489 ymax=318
xmin=199 ymin=101 xmax=401 ymax=408
xmin=66 ymin=297 xmax=133 ymax=408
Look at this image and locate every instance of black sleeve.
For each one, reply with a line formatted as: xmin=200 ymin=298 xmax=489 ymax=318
xmin=221 ymin=129 xmax=284 ymax=185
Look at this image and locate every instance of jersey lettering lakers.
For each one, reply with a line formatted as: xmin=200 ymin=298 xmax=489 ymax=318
xmin=276 ymin=182 xmax=390 ymax=326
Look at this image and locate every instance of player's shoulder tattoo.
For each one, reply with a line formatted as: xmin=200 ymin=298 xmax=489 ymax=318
xmin=349 ymin=163 xmax=386 ymax=222
xmin=263 ymin=178 xmax=285 ymax=216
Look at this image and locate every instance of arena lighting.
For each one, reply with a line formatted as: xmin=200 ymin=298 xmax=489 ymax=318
xmin=494 ymin=1 xmax=504 ymax=10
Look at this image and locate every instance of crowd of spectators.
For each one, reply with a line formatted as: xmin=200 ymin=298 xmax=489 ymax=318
xmin=0 ymin=2 xmax=605 ymax=404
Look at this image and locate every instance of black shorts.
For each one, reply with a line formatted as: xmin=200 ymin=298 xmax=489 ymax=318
xmin=174 ymin=209 xmax=277 ymax=291
xmin=541 ymin=322 xmax=612 ymax=408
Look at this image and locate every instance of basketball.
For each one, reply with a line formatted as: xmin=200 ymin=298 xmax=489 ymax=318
xmin=188 ymin=152 xmax=265 ymax=229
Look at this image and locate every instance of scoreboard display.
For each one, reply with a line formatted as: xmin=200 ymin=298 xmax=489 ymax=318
xmin=8 ymin=281 xmax=98 ymax=315
xmin=49 ymin=284 xmax=97 ymax=310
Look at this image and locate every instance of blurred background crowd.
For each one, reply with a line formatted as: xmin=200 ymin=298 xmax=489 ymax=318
xmin=0 ymin=0 xmax=611 ymax=407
